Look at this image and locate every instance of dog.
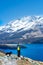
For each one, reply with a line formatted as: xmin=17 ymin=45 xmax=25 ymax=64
xmin=5 ymin=52 xmax=12 ymax=56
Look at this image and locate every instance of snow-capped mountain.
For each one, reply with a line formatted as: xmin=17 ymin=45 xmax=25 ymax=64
xmin=0 ymin=16 xmax=43 ymax=43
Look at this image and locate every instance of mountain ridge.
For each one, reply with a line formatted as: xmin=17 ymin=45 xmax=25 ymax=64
xmin=0 ymin=16 xmax=43 ymax=43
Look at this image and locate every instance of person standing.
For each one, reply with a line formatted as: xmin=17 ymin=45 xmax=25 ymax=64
xmin=17 ymin=43 xmax=20 ymax=57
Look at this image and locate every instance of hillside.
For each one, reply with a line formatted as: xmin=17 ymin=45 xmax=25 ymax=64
xmin=0 ymin=16 xmax=43 ymax=43
xmin=0 ymin=52 xmax=43 ymax=65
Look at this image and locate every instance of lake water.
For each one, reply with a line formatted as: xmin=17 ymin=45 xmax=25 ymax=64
xmin=0 ymin=44 xmax=43 ymax=61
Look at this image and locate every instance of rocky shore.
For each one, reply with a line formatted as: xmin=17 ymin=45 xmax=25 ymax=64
xmin=0 ymin=52 xmax=43 ymax=65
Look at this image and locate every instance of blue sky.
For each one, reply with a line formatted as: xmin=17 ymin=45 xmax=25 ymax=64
xmin=0 ymin=0 xmax=43 ymax=25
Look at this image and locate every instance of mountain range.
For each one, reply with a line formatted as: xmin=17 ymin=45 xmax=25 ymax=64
xmin=0 ymin=16 xmax=43 ymax=44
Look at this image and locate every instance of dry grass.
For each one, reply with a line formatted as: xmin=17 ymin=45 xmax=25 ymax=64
xmin=0 ymin=52 xmax=5 ymax=57
xmin=39 ymin=62 xmax=43 ymax=65
xmin=0 ymin=60 xmax=2 ymax=65
xmin=17 ymin=58 xmax=32 ymax=65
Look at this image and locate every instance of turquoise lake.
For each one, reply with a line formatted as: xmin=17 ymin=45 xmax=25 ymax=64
xmin=0 ymin=44 xmax=43 ymax=61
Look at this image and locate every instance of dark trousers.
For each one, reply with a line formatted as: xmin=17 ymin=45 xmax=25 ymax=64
xmin=17 ymin=50 xmax=20 ymax=57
